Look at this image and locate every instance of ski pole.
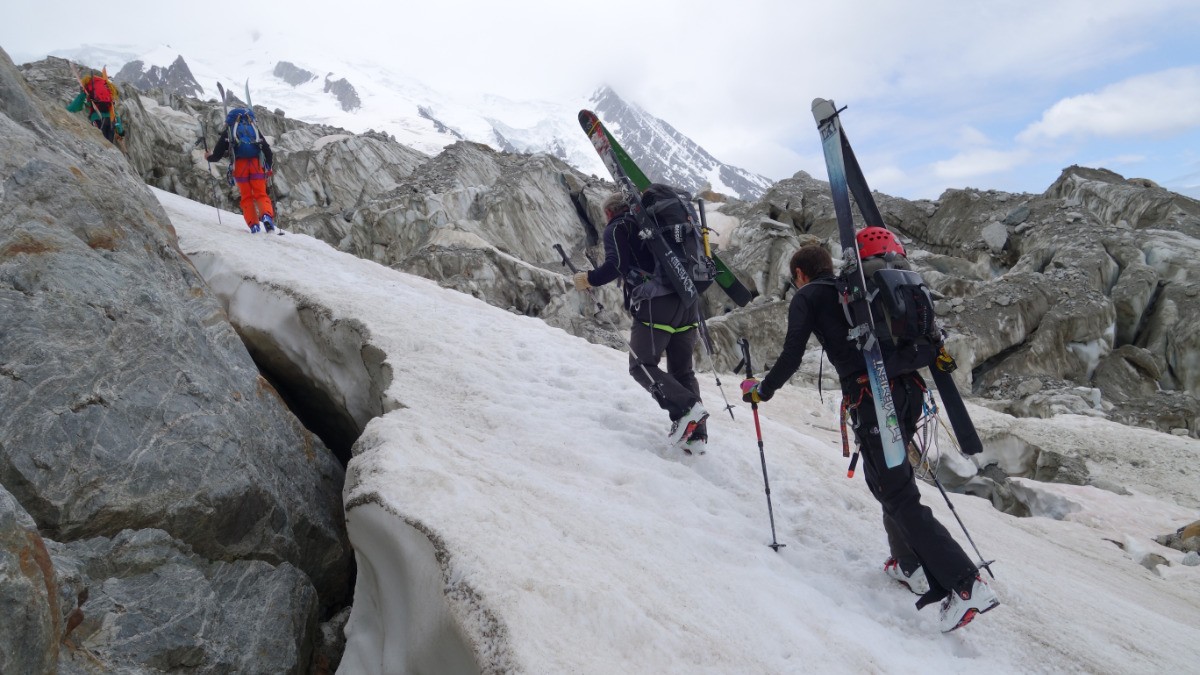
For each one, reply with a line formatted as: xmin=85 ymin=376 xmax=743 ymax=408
xmin=918 ymin=397 xmax=996 ymax=579
xmin=736 ymin=337 xmax=784 ymax=551
xmin=553 ymin=244 xmax=664 ymax=401
xmin=197 ymin=120 xmax=222 ymax=225
xmin=930 ymin=470 xmax=995 ymax=579
xmin=695 ymin=310 xmax=736 ymax=420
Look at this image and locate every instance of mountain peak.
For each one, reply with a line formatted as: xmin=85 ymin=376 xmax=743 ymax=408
xmin=587 ymin=87 xmax=771 ymax=200
xmin=114 ymin=52 xmax=202 ymax=98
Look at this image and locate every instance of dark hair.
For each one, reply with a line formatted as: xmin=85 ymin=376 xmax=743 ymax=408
xmin=789 ymin=245 xmax=833 ymax=280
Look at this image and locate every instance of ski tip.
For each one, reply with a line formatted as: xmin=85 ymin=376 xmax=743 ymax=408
xmin=812 ymin=98 xmax=838 ymax=123
xmin=578 ymin=109 xmax=598 ymax=129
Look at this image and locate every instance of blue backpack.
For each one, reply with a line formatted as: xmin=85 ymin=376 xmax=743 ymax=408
xmin=225 ymin=108 xmax=261 ymax=159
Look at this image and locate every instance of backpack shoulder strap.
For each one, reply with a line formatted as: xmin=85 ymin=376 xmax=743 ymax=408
xmin=810 ymin=274 xmax=856 ymax=328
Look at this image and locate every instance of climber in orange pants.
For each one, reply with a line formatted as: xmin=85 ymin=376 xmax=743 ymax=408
xmin=207 ymin=107 xmax=277 ymax=233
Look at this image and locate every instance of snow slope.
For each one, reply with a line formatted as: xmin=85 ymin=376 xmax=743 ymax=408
xmin=161 ymin=187 xmax=1200 ymax=674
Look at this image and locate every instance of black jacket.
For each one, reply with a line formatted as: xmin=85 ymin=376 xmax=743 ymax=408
xmin=760 ymin=274 xmax=865 ymax=396
xmin=587 ymin=213 xmax=657 ymax=311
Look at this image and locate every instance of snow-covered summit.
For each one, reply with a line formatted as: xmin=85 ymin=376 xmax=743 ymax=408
xmin=591 ymin=85 xmax=775 ymax=199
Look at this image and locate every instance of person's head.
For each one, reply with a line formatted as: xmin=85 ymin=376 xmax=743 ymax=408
xmin=602 ymin=193 xmax=629 ymax=220
xmin=788 ymin=245 xmax=833 ymax=286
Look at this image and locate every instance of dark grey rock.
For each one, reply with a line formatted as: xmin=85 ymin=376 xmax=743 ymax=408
xmin=418 ymin=105 xmax=465 ymax=139
xmin=114 ymin=56 xmax=202 ymax=99
xmin=315 ymin=607 xmax=352 ymax=673
xmin=324 ymin=75 xmax=361 ymax=112
xmin=0 ymin=44 xmax=349 ymax=616
xmin=0 ymin=485 xmax=60 ymax=674
xmin=274 ymin=61 xmax=317 ymax=87
xmin=1002 ymin=203 xmax=1031 ymax=226
xmin=50 ymin=528 xmax=318 ymax=674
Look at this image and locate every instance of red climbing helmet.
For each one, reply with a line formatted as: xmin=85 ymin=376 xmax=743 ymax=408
xmin=855 ymin=226 xmax=905 ymax=259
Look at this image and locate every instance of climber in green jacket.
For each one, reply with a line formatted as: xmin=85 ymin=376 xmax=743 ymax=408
xmin=66 ymin=71 xmax=126 ymax=146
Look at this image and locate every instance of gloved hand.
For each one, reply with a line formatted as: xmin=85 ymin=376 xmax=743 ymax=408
xmin=741 ymin=378 xmax=762 ymax=403
xmin=572 ymin=271 xmax=591 ymax=291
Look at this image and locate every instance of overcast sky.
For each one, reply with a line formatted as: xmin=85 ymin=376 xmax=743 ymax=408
xmin=5 ymin=0 xmax=1199 ymax=198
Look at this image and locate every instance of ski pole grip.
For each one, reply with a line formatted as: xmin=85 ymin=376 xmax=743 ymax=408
xmin=737 ymin=337 xmax=754 ymax=378
xmin=553 ymin=244 xmax=580 ymax=274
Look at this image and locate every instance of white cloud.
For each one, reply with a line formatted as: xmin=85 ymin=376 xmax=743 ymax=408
xmin=861 ymin=164 xmax=908 ymax=192
xmin=932 ymin=148 xmax=1031 ymax=181
xmin=1019 ymin=66 xmax=1200 ymax=141
xmin=1089 ymin=154 xmax=1147 ymax=168
xmin=956 ymin=125 xmax=992 ymax=147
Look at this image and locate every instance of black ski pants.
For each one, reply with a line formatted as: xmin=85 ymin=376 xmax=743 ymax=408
xmin=627 ymin=296 xmax=701 ymax=421
xmin=94 ymin=102 xmax=115 ymax=143
xmin=848 ymin=371 xmax=977 ymax=596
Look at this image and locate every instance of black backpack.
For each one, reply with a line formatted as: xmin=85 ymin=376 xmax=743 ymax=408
xmin=827 ymin=252 xmax=941 ymax=376
xmin=629 ymin=183 xmax=715 ymax=304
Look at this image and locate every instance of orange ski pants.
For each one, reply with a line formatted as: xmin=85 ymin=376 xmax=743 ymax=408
xmin=232 ymin=157 xmax=275 ymax=226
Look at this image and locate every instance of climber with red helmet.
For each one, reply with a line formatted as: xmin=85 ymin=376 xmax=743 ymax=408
xmin=739 ymin=239 xmax=999 ymax=632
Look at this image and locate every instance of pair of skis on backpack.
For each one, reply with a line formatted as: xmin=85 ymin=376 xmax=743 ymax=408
xmin=578 ymin=110 xmax=754 ymax=309
xmin=811 ymin=98 xmax=981 ymax=467
xmin=578 ymin=105 xmax=980 ymax=467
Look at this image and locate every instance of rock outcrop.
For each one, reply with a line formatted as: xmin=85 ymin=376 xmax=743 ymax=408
xmin=718 ymin=167 xmax=1200 ymax=438
xmin=323 ymin=74 xmax=361 ymax=112
xmin=1 ymin=48 xmax=350 ymax=671
xmin=114 ymin=55 xmax=202 ymax=99
xmin=0 ymin=485 xmax=59 ymax=674
xmin=50 ymin=529 xmax=319 ymax=673
xmin=274 ymin=61 xmax=317 ymax=87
